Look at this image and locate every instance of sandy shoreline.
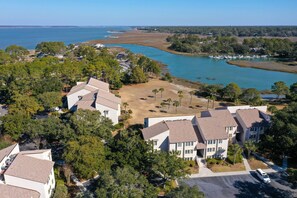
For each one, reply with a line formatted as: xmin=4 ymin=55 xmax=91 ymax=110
xmin=88 ymin=30 xmax=198 ymax=56
xmin=227 ymin=60 xmax=297 ymax=74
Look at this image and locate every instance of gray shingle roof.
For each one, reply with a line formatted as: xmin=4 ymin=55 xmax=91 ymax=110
xmin=87 ymin=78 xmax=109 ymax=91
xmin=236 ymin=109 xmax=267 ymax=128
xmin=196 ymin=117 xmax=229 ymax=140
xmin=142 ymin=120 xmax=199 ymax=143
xmin=95 ymin=90 xmax=121 ymax=110
xmin=5 ymin=154 xmax=54 ymax=184
xmin=0 ymin=184 xmax=40 ymax=198
xmin=0 ymin=144 xmax=17 ymax=163
xmin=142 ymin=121 xmax=169 ymax=140
xmin=207 ymin=109 xmax=238 ymax=127
xmin=166 ymin=120 xmax=198 ymax=143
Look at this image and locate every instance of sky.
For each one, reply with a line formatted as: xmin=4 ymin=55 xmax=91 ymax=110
xmin=0 ymin=0 xmax=296 ymax=26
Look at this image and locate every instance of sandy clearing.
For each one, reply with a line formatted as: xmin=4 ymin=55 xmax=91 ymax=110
xmin=118 ymin=79 xmax=222 ymax=125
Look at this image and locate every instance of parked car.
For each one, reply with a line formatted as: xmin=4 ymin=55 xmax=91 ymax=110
xmin=255 ymin=169 xmax=271 ymax=183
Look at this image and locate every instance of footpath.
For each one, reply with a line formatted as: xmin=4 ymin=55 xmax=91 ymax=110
xmin=191 ymin=153 xmax=281 ymax=178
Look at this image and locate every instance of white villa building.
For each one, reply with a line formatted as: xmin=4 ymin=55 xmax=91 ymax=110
xmin=142 ymin=106 xmax=270 ymax=160
xmin=0 ymin=144 xmax=55 ymax=198
xmin=67 ymin=77 xmax=121 ymax=124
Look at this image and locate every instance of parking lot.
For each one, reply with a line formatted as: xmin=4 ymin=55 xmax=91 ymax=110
xmin=183 ymin=172 xmax=297 ymax=198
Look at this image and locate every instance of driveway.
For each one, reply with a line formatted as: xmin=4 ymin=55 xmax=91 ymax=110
xmin=182 ymin=172 xmax=297 ymax=198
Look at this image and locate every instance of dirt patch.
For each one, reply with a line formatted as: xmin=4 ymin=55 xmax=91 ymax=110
xmin=209 ymin=162 xmax=246 ymax=172
xmin=228 ymin=60 xmax=297 ymax=74
xmin=248 ymin=157 xmax=268 ymax=170
xmin=118 ymin=78 xmax=222 ymax=125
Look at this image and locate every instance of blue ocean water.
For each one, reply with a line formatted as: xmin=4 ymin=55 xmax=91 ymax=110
xmin=0 ymin=26 xmax=129 ymax=49
xmin=0 ymin=27 xmax=296 ymax=90
xmin=107 ymin=44 xmax=297 ymax=90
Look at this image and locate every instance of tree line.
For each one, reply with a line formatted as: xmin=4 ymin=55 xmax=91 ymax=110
xmin=199 ymin=81 xmax=296 ymax=107
xmin=166 ymin=34 xmax=297 ymax=58
xmin=139 ymin=26 xmax=297 ymax=37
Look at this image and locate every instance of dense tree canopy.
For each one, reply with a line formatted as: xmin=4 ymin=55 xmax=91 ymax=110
xmin=260 ymin=103 xmax=297 ymax=158
xmin=37 ymin=92 xmax=61 ymax=111
xmin=63 ymin=135 xmax=108 ymax=179
xmin=5 ymin=45 xmax=29 ymax=61
xmin=165 ymin=183 xmax=204 ymax=198
xmin=223 ymin=82 xmax=242 ymax=101
xmin=141 ymin=26 xmax=297 ymax=37
xmin=95 ymin=166 xmax=156 ymax=198
xmin=240 ymin=88 xmax=261 ymax=105
xmin=35 ymin=42 xmax=66 ymax=55
xmin=166 ymin=34 xmax=296 ymax=58
xmin=271 ymin=81 xmax=289 ymax=99
xmin=69 ymin=109 xmax=113 ymax=140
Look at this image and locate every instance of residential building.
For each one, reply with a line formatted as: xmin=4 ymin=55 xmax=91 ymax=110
xmin=201 ymin=109 xmax=238 ymax=143
xmin=142 ymin=117 xmax=198 ymax=160
xmin=67 ymin=77 xmax=121 ymax=124
xmin=235 ymin=108 xmax=270 ymax=142
xmin=142 ymin=115 xmax=229 ymax=160
xmin=0 ymin=144 xmax=55 ymax=198
xmin=141 ymin=106 xmax=269 ymax=160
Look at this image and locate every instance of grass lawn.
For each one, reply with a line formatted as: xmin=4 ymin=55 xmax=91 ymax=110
xmin=248 ymin=157 xmax=268 ymax=170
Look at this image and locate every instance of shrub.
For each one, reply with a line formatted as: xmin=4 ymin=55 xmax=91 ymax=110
xmin=185 ymin=160 xmax=196 ymax=167
xmin=287 ymin=168 xmax=297 ymax=187
xmin=206 ymin=158 xmax=223 ymax=165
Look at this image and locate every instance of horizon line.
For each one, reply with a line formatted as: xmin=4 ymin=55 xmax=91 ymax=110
xmin=1 ymin=25 xmax=297 ymax=27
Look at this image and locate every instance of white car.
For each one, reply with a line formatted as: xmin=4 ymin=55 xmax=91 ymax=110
xmin=255 ymin=169 xmax=271 ymax=183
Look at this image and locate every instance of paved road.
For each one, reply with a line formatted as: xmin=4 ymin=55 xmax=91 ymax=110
xmin=183 ymin=172 xmax=297 ymax=198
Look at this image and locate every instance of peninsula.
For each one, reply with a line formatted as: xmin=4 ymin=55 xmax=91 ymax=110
xmin=89 ymin=29 xmax=297 ymax=74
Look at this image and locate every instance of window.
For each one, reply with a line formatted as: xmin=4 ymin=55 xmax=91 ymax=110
xmin=229 ymin=127 xmax=233 ymax=130
xmin=208 ymin=140 xmax=215 ymax=144
xmin=177 ymin=143 xmax=182 ymax=147
xmin=78 ymin=96 xmax=83 ymax=100
xmin=185 ymin=142 xmax=193 ymax=146
xmin=103 ymin=110 xmax=109 ymax=117
xmin=185 ymin=150 xmax=193 ymax=154
xmin=153 ymin=140 xmax=157 ymax=146
xmin=207 ymin=148 xmax=211 ymax=152
xmin=229 ymin=134 xmax=233 ymax=138
xmin=212 ymin=148 xmax=215 ymax=152
xmin=219 ymin=140 xmax=222 ymax=144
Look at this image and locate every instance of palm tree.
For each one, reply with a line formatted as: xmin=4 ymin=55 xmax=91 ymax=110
xmin=210 ymin=95 xmax=216 ymax=109
xmin=152 ymin=89 xmax=159 ymax=100
xmin=232 ymin=144 xmax=242 ymax=164
xmin=173 ymin=100 xmax=180 ymax=113
xmin=244 ymin=141 xmax=258 ymax=159
xmin=268 ymin=105 xmax=278 ymax=114
xmin=160 ymin=102 xmax=166 ymax=110
xmin=206 ymin=96 xmax=211 ymax=110
xmin=122 ymin=102 xmax=129 ymax=112
xmin=167 ymin=98 xmax=172 ymax=109
xmin=189 ymin=90 xmax=196 ymax=105
xmin=177 ymin=90 xmax=184 ymax=106
xmin=159 ymin=87 xmax=165 ymax=98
